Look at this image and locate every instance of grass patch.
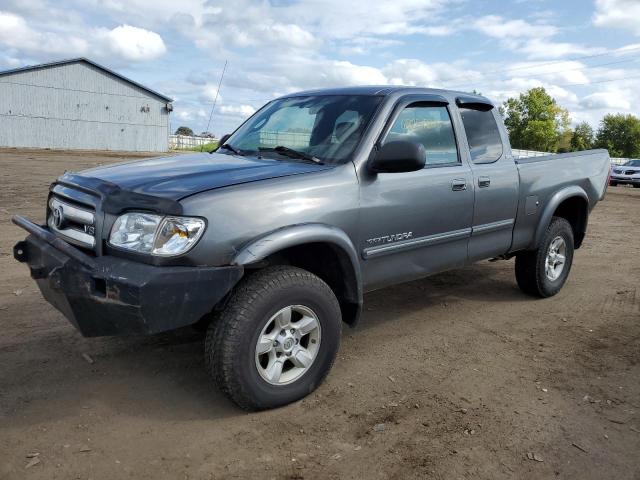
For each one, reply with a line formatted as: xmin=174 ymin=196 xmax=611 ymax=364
xmin=172 ymin=141 xmax=219 ymax=153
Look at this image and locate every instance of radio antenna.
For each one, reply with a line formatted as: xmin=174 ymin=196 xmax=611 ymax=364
xmin=203 ymin=59 xmax=227 ymax=151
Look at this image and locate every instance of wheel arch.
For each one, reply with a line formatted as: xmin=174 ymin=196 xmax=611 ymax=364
xmin=232 ymin=224 xmax=363 ymax=326
xmin=533 ymin=187 xmax=589 ymax=250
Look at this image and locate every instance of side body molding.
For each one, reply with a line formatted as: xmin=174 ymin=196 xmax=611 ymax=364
xmin=531 ymin=186 xmax=589 ymax=249
xmin=232 ymin=223 xmax=364 ymax=325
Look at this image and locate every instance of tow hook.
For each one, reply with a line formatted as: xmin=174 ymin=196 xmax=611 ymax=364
xmin=13 ymin=241 xmax=28 ymax=263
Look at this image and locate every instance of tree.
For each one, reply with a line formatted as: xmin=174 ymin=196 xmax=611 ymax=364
xmin=594 ymin=114 xmax=640 ymax=158
xmin=570 ymin=122 xmax=594 ymax=151
xmin=175 ymin=126 xmax=194 ymax=136
xmin=500 ymin=87 xmax=571 ymax=152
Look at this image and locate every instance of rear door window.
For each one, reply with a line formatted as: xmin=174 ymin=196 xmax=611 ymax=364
xmin=460 ymin=109 xmax=503 ymax=164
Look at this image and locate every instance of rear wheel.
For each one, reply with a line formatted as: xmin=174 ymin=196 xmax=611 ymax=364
xmin=515 ymin=217 xmax=574 ymax=298
xmin=205 ymin=266 xmax=342 ymax=410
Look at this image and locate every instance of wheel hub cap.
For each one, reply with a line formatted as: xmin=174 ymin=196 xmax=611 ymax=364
xmin=255 ymin=305 xmax=321 ymax=385
xmin=545 ymin=236 xmax=567 ymax=281
xmin=283 ymin=338 xmax=294 ymax=351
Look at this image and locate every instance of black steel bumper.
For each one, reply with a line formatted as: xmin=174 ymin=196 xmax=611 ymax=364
xmin=12 ymin=216 xmax=243 ymax=337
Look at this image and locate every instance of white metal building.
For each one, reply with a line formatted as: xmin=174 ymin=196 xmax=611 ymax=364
xmin=0 ymin=58 xmax=173 ymax=152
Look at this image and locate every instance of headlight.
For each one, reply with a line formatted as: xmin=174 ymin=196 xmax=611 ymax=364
xmin=109 ymin=212 xmax=206 ymax=256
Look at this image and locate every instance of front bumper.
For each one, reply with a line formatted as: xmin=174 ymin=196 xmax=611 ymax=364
xmin=611 ymin=175 xmax=640 ymax=185
xmin=12 ymin=216 xmax=243 ymax=337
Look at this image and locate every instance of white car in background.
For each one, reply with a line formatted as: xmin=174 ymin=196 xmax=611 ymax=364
xmin=610 ymin=160 xmax=640 ymax=188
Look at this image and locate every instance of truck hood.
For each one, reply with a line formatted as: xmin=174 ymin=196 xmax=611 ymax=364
xmin=75 ymin=152 xmax=333 ymax=201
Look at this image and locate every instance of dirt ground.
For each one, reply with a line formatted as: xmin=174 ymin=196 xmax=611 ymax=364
xmin=0 ymin=148 xmax=638 ymax=480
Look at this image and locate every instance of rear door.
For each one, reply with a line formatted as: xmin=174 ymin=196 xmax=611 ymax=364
xmin=456 ymin=97 xmax=519 ymax=262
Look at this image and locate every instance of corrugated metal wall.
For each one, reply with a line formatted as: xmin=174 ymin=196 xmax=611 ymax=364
xmin=0 ymin=62 xmax=169 ymax=152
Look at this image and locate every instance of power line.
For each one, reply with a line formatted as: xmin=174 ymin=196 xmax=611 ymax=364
xmin=449 ymin=55 xmax=640 ymax=89
xmin=555 ymin=72 xmax=640 ymax=88
xmin=445 ymin=45 xmax=640 ymax=87
xmin=485 ymin=45 xmax=640 ymax=75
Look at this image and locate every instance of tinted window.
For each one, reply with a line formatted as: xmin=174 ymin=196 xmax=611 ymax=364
xmin=460 ymin=108 xmax=503 ymax=164
xmin=384 ymin=104 xmax=459 ymax=166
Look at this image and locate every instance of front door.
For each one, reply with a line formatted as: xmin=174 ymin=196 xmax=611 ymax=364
xmin=359 ymin=98 xmax=474 ymax=291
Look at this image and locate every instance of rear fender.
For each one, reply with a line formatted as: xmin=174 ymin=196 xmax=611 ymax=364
xmin=532 ymin=186 xmax=588 ymax=249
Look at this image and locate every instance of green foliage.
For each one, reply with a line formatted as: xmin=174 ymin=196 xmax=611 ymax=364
xmin=186 ymin=141 xmax=219 ymax=152
xmin=594 ymin=114 xmax=640 ymax=158
xmin=501 ymin=87 xmax=571 ymax=152
xmin=570 ymin=122 xmax=594 ymax=151
xmin=175 ymin=126 xmax=194 ymax=136
xmin=557 ymin=130 xmax=573 ymax=153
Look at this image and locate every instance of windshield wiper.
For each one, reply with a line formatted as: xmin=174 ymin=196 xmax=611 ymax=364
xmin=259 ymin=146 xmax=324 ymax=164
xmin=215 ymin=143 xmax=243 ymax=155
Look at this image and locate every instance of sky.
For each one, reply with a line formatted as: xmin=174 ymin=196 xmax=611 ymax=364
xmin=1 ymin=0 xmax=639 ymax=137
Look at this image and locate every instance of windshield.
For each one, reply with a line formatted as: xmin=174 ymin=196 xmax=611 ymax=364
xmin=225 ymin=95 xmax=383 ymax=164
xmin=623 ymin=160 xmax=640 ymax=167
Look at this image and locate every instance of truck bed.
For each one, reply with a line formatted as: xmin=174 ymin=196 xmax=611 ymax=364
xmin=511 ymin=149 xmax=611 ymax=252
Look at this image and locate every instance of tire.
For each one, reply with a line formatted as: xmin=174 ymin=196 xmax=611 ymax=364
xmin=610 ymin=181 xmax=618 ymax=187
xmin=633 ymin=184 xmax=640 ymax=189
xmin=205 ymin=266 xmax=342 ymax=410
xmin=515 ymin=217 xmax=575 ymax=298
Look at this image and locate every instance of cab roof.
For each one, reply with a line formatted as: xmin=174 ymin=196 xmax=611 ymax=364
xmin=284 ymin=85 xmax=488 ymax=100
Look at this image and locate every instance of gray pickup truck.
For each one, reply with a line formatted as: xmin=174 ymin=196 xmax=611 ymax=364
xmin=13 ymin=86 xmax=610 ymax=410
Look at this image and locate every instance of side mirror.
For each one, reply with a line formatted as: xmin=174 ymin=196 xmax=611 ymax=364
xmin=217 ymin=133 xmax=231 ymax=148
xmin=369 ymin=141 xmax=426 ymax=173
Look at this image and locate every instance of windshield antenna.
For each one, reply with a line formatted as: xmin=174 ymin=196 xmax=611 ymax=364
xmin=203 ymin=59 xmax=228 ymax=152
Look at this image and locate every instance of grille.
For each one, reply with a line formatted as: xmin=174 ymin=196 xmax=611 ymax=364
xmin=47 ymin=196 xmax=96 ymax=249
xmin=625 ymin=170 xmax=638 ymax=175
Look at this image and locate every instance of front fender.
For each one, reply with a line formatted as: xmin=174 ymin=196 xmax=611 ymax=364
xmin=232 ymin=223 xmax=363 ymax=323
xmin=532 ymin=186 xmax=588 ymax=249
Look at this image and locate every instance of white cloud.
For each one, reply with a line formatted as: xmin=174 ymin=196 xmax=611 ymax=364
xmin=593 ymin=0 xmax=640 ymax=35
xmin=0 ymin=10 xmax=88 ymax=55
xmin=505 ymin=61 xmax=590 ymax=84
xmin=200 ymin=85 xmax=224 ymax=103
xmin=320 ymin=61 xmax=387 ymax=85
xmin=283 ymin=0 xmax=453 ymax=40
xmin=517 ymin=38 xmax=602 ymax=60
xmin=580 ymin=90 xmax=631 ymax=110
xmin=104 ymin=25 xmax=166 ymax=61
xmin=105 ymin=0 xmax=455 ymax=57
xmin=473 ymin=15 xmax=557 ymax=38
xmin=471 ymin=15 xmax=602 ymax=60
xmin=0 ymin=12 xmax=166 ymax=63
xmin=421 ymin=25 xmax=458 ymax=36
xmin=383 ymin=59 xmax=480 ymax=87
xmin=338 ymin=37 xmax=403 ymax=56
xmin=219 ymin=104 xmax=257 ymax=117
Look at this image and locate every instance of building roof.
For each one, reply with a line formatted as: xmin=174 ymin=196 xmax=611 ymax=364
xmin=0 ymin=57 xmax=173 ymax=102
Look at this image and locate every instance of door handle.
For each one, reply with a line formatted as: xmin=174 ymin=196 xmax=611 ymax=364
xmin=478 ymin=176 xmax=491 ymax=188
xmin=451 ymin=179 xmax=467 ymax=191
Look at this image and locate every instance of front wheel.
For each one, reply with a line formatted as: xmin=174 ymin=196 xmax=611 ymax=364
xmin=515 ymin=217 xmax=575 ymax=298
xmin=610 ymin=181 xmax=618 ymax=187
xmin=205 ymin=266 xmax=342 ymax=410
